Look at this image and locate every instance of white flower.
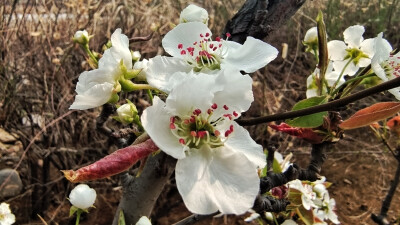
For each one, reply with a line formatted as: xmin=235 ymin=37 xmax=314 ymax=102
xmin=69 ymin=184 xmax=97 ymax=210
xmin=136 ymin=216 xmax=152 ymax=225
xmin=142 ymin=69 xmax=266 ymax=214
xmin=133 ymin=59 xmax=149 ymax=81
xmin=303 ymin=27 xmax=318 ymax=53
xmin=73 ymin=30 xmax=89 ymax=45
xmin=328 ymin=25 xmax=376 ymax=76
xmin=314 ymin=193 xmax=340 ymax=224
xmin=371 ymin=33 xmax=399 ymax=99
xmin=70 ymin=28 xmax=131 ymax=110
xmin=288 ymin=179 xmax=317 ymax=210
xmin=145 ymin=22 xmax=278 ymax=93
xmin=306 ymin=62 xmax=345 ymax=98
xmin=180 ymin=4 xmax=209 ymax=24
xmin=0 ymin=203 xmax=16 ymax=225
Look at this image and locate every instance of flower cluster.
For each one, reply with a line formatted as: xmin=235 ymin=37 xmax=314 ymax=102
xmin=0 ymin=202 xmax=15 ymax=225
xmin=287 ymin=178 xmax=339 ymax=224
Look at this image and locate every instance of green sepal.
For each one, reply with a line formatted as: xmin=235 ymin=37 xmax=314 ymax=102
xmin=124 ymin=69 xmax=142 ymax=80
xmin=118 ymin=210 xmax=126 ymax=225
xmin=108 ymin=93 xmax=120 ymax=104
xmin=69 ymin=206 xmax=79 ymax=217
xmin=316 ymin=10 xmax=328 ymax=95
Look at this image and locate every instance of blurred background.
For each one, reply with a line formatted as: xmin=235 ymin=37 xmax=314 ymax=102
xmin=1 ymin=0 xmax=400 ymax=224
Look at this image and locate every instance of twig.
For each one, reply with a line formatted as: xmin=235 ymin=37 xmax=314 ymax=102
xmin=371 ymin=149 xmax=400 ymax=225
xmin=172 ymin=212 xmax=219 ymax=225
xmin=238 ymin=77 xmax=400 ymax=126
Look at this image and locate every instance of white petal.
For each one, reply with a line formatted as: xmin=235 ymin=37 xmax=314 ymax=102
xmin=135 ymin=216 xmax=152 ymax=225
xmin=98 ymin=49 xmax=119 ymax=72
xmin=343 ymin=25 xmax=364 ymax=47
xmin=327 ymin=40 xmax=347 ymax=61
xmin=163 ymin=22 xmax=211 ymax=58
xmin=282 ymin=220 xmax=298 ymax=225
xmin=222 ymin=37 xmax=278 ymax=73
xmin=360 ymin=38 xmax=376 ymax=58
xmin=332 ymin=60 xmax=359 ymax=76
xmin=213 ymin=68 xmax=254 ymax=113
xmin=165 ymin=73 xmax=222 ymax=116
xmin=145 ymin=56 xmax=192 ymax=92
xmin=224 ymin=123 xmax=266 ymax=169
xmin=325 ymin=70 xmax=344 ymax=87
xmin=141 ymin=97 xmax=186 ymax=159
xmin=175 ymin=145 xmax=260 ymax=214
xmin=110 ymin=28 xmax=132 ymax=69
xmin=371 ymin=33 xmax=392 ymax=64
xmin=69 ymin=70 xmax=115 ymax=110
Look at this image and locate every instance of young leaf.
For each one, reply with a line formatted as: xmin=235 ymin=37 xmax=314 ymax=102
xmin=270 ymin=123 xmax=324 ymax=144
xmin=62 ymin=139 xmax=159 ymax=183
xmin=118 ymin=210 xmax=126 ymax=225
xmin=340 ymin=102 xmax=400 ymax=130
xmin=286 ymin=96 xmax=328 ymax=128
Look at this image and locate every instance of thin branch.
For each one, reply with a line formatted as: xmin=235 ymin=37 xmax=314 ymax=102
xmin=371 ymin=149 xmax=400 ymax=225
xmin=238 ymin=77 xmax=400 ymax=126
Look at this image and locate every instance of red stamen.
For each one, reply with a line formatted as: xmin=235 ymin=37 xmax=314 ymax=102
xmin=191 ymin=131 xmax=197 ymax=137
xmin=223 ymin=105 xmax=229 ymax=110
xmin=180 ymin=50 xmax=187 ymax=55
xmin=205 ymin=33 xmax=210 ymax=37
xmin=190 ymin=116 xmax=196 ymax=123
xmin=198 ymin=131 xmax=207 ymax=138
xmin=233 ymin=111 xmax=238 ymax=117
xmin=200 ymin=34 xmax=204 ymax=38
xmin=226 ymin=33 xmax=231 ymax=38
xmin=225 ymin=130 xmax=232 ymax=137
xmin=207 ymin=109 xmax=213 ymax=114
xmin=229 ymin=125 xmax=234 ymax=132
xmin=215 ymin=37 xmax=221 ymax=42
xmin=170 ymin=117 xmax=175 ymax=123
xmin=179 ymin=139 xmax=185 ymax=144
xmin=211 ymin=103 xmax=218 ymax=109
xmin=178 ymin=43 xmax=183 ymax=49
xmin=193 ymin=109 xmax=202 ymax=116
xmin=170 ymin=123 xmax=176 ymax=129
xmin=209 ymin=44 xmax=214 ymax=48
xmin=214 ymin=130 xmax=220 ymax=136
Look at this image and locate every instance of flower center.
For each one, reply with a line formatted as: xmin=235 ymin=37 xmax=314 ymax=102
xmin=169 ymin=103 xmax=239 ymax=150
xmin=177 ymin=33 xmax=231 ymax=72
xmin=389 ymin=54 xmax=400 ymax=77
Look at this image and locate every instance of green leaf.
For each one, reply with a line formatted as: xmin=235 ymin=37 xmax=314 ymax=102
xmin=118 ymin=210 xmax=126 ymax=225
xmin=286 ymin=96 xmax=328 ymax=128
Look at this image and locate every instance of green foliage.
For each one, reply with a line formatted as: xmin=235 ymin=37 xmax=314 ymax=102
xmin=286 ymin=96 xmax=328 ymax=128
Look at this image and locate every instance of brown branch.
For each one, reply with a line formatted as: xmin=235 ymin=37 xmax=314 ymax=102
xmin=238 ymin=77 xmax=400 ymax=126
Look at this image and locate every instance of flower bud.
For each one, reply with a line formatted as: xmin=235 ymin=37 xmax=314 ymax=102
xmin=136 ymin=216 xmax=152 ymax=225
xmin=69 ymin=184 xmax=96 ymax=210
xmin=73 ymin=30 xmax=89 ymax=45
xmin=115 ymin=100 xmax=138 ymax=125
xmin=303 ymin=27 xmax=318 ymax=53
xmin=313 ymin=183 xmax=327 ymax=197
xmin=179 ymin=4 xmax=209 ymax=24
xmin=132 ymin=51 xmax=141 ymax=63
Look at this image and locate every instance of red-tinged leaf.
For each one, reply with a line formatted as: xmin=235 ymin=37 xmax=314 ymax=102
xmin=340 ymin=102 xmax=400 ymax=130
xmin=387 ymin=115 xmax=400 ymax=136
xmin=270 ymin=123 xmax=324 ymax=144
xmin=62 ymin=139 xmax=159 ymax=183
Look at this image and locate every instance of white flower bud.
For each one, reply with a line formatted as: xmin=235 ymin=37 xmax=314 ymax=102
xmin=132 ymin=51 xmax=141 ymax=62
xmin=313 ymin=183 xmax=327 ymax=196
xmin=115 ymin=101 xmax=138 ymax=124
xmin=264 ymin=212 xmax=274 ymax=221
xmin=73 ymin=30 xmax=89 ymax=45
xmin=304 ymin=27 xmax=318 ymax=43
xmin=136 ymin=216 xmax=152 ymax=225
xmin=69 ymin=184 xmax=96 ymax=210
xmin=179 ymin=4 xmax=209 ymax=24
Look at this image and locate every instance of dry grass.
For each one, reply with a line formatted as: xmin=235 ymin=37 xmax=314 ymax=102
xmin=1 ymin=0 xmax=399 ymax=224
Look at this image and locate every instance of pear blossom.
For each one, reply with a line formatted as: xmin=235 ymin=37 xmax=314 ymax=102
xmin=70 ymin=28 xmax=131 ymax=110
xmin=306 ymin=62 xmax=345 ymax=98
xmin=73 ymin=30 xmax=89 ymax=45
xmin=313 ymin=193 xmax=340 ymax=224
xmin=0 ymin=203 xmax=15 ymax=225
xmin=114 ymin=100 xmax=138 ymax=124
xmin=180 ymin=4 xmax=209 ymax=24
xmin=371 ymin=33 xmax=400 ymax=99
xmin=69 ymin=184 xmax=97 ymax=210
xmin=288 ymin=179 xmax=317 ymax=210
xmin=145 ymin=22 xmax=278 ymax=92
xmin=142 ymin=69 xmax=266 ymax=214
xmin=136 ymin=216 xmax=152 ymax=225
xmin=327 ymin=25 xmax=376 ymax=76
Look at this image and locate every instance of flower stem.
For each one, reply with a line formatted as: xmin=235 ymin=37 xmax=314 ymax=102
xmin=82 ymin=45 xmax=98 ymax=66
xmin=331 ymin=58 xmax=353 ymax=91
xmin=75 ymin=210 xmax=82 ymax=225
xmin=147 ymin=89 xmax=154 ymax=104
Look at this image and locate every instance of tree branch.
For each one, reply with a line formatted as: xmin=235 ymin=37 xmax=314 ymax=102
xmin=223 ymin=0 xmax=307 ymax=43
xmin=238 ymin=77 xmax=400 ymax=126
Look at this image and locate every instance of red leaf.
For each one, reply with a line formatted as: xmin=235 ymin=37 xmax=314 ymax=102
xmin=387 ymin=115 xmax=400 ymax=136
xmin=339 ymin=102 xmax=400 ymax=130
xmin=62 ymin=139 xmax=159 ymax=183
xmin=269 ymin=123 xmax=324 ymax=144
